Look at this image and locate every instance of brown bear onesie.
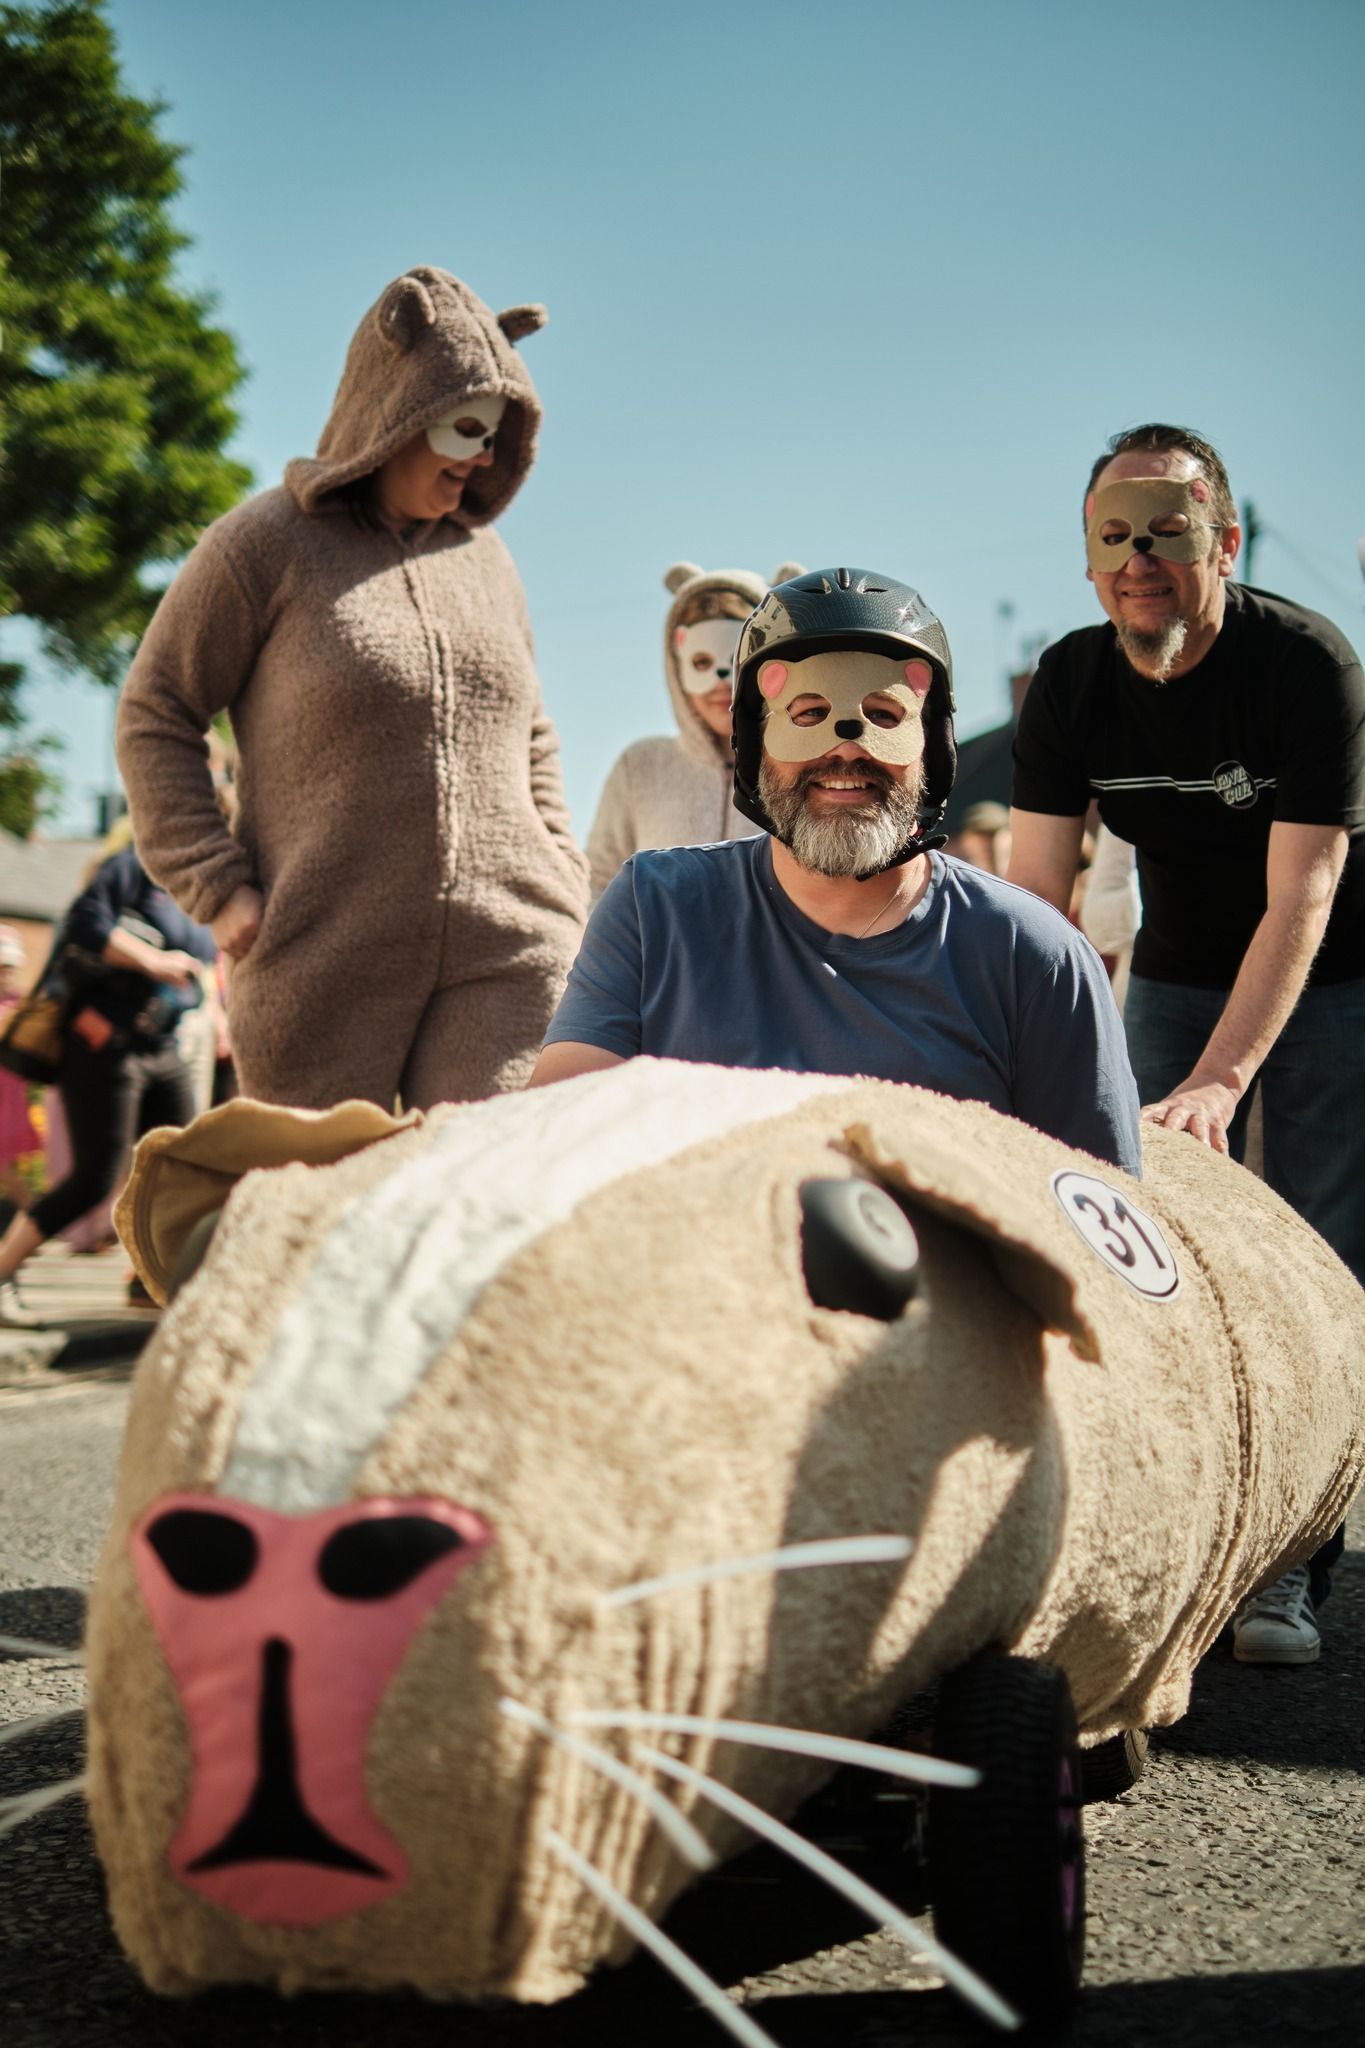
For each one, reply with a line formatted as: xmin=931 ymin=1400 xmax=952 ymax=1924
xmin=116 ymin=266 xmax=588 ymax=1111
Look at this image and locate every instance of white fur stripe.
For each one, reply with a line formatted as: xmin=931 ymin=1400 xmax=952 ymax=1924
xmin=222 ymin=1062 xmax=849 ymax=1511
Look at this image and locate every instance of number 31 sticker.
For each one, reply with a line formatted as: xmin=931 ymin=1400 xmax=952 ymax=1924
xmin=1050 ymin=1170 xmax=1180 ymax=1300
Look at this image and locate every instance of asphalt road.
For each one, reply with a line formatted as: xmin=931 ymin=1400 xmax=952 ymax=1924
xmin=2 ymin=1370 xmax=1362 ymax=2048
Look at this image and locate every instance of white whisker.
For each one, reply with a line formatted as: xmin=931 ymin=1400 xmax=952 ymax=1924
xmin=544 ymin=1828 xmax=781 ymax=2048
xmin=0 ymin=1709 xmax=75 ymax=1751
xmin=498 ymin=1698 xmax=715 ymax=1871
xmin=600 ymin=1534 xmax=913 ymax=1610
xmin=565 ymin=1711 xmax=979 ymax=1791
xmin=0 ymin=1774 xmax=87 ymax=1840
xmin=638 ymin=1748 xmax=1020 ymax=2032
xmin=0 ymin=1634 xmax=84 ymax=1663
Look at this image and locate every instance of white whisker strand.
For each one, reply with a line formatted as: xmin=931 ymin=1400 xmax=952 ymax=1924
xmin=566 ymin=1711 xmax=979 ymax=1791
xmin=498 ymin=1698 xmax=715 ymax=1871
xmin=0 ymin=1774 xmax=87 ymax=1841
xmin=638 ymin=1748 xmax=1020 ymax=2033
xmin=600 ymin=1534 xmax=913 ymax=1610
xmin=0 ymin=1709 xmax=75 ymax=1751
xmin=544 ymin=1829 xmax=781 ymax=2048
xmin=0 ymin=1634 xmax=84 ymax=1663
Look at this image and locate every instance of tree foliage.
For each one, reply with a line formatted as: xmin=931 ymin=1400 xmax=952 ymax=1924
xmin=0 ymin=0 xmax=251 ymax=773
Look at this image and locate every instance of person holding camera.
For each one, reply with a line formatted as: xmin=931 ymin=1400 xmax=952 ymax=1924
xmin=0 ymin=845 xmax=215 ymax=1326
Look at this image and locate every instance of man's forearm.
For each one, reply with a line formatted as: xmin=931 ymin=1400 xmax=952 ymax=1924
xmin=1185 ymin=893 xmax=1335 ymax=1097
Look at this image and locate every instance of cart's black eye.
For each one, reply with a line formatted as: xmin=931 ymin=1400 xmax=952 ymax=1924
xmin=318 ymin=1517 xmax=467 ymax=1601
xmin=146 ymin=1508 xmax=259 ymax=1595
xmin=799 ymin=1178 xmax=920 ymax=1321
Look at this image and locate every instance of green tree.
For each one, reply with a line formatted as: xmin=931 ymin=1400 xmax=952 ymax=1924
xmin=0 ymin=0 xmax=251 ymax=830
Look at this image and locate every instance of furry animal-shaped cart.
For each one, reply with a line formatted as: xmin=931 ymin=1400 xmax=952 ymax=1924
xmin=57 ymin=1061 xmax=1365 ymax=2035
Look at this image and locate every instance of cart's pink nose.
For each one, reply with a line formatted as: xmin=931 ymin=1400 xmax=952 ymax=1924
xmin=132 ymin=1492 xmax=492 ymax=1926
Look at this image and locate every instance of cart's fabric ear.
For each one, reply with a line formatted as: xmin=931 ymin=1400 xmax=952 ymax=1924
xmin=116 ymin=1098 xmax=421 ymax=1305
xmin=840 ymin=1101 xmax=1117 ymax=1361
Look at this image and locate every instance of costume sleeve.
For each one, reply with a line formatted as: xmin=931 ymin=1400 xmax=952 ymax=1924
xmin=1011 ymin=647 xmax=1094 ymax=817
xmin=1014 ymin=933 xmax=1142 ymax=1175
xmin=1078 ymin=827 xmax=1140 ymax=956
xmin=1271 ymin=647 xmax=1365 ymax=830
xmin=541 ymin=864 xmax=644 ymax=1057
xmin=585 ymin=752 xmax=638 ymax=903
xmin=527 ymin=688 xmax=588 ymax=883
xmin=116 ymin=523 xmax=263 ymax=926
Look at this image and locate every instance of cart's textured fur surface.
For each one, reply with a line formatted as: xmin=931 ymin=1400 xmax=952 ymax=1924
xmin=87 ymin=1060 xmax=1365 ymax=2003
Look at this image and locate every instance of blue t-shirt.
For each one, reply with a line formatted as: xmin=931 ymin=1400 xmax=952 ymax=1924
xmin=545 ymin=838 xmax=1141 ymax=1175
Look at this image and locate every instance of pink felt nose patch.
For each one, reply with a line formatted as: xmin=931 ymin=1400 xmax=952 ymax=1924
xmin=132 ymin=1493 xmax=491 ymax=1928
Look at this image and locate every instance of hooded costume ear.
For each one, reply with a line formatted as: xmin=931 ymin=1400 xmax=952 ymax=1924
xmin=771 ymin=562 xmax=807 ymax=584
xmin=497 ymin=304 xmax=548 ymax=343
xmin=116 ymin=1098 xmax=422 ymax=1307
xmin=664 ymin=562 xmax=704 ymax=595
xmin=377 ymin=273 xmax=438 ymax=352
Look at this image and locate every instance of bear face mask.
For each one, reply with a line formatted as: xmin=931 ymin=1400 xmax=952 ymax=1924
xmin=427 ymin=393 xmax=506 ymax=462
xmin=1084 ymin=476 xmax=1219 ymax=576
xmin=758 ymin=650 xmax=933 ymax=766
xmin=674 ymin=616 xmax=744 ymax=696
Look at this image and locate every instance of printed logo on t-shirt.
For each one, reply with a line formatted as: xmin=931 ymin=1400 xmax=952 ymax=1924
xmin=1051 ymin=1170 xmax=1181 ymax=1300
xmin=1211 ymin=760 xmax=1258 ymax=809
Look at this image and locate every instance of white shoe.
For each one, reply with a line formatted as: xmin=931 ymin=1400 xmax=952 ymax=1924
xmin=0 ymin=1280 xmax=46 ymax=1330
xmin=1233 ymin=1565 xmax=1321 ymax=1665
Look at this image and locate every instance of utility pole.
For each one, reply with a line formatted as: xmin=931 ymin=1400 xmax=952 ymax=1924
xmin=1241 ymin=498 xmax=1262 ymax=584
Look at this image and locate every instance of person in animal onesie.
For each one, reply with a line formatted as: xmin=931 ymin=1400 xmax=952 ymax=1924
xmin=533 ymin=568 xmax=1140 ymax=1175
xmin=585 ymin=562 xmax=802 ymax=900
xmin=116 ymin=265 xmax=588 ymax=1112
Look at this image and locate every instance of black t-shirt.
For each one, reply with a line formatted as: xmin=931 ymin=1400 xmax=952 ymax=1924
xmin=1012 ymin=584 xmax=1365 ymax=988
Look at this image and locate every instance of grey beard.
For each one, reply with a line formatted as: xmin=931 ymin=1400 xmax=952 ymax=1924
xmin=758 ymin=756 xmax=922 ymax=878
xmin=1117 ymin=616 xmax=1189 ymax=683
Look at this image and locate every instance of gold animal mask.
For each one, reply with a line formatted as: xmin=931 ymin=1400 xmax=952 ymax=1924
xmin=758 ymin=650 xmax=933 ymax=765
xmin=1085 ymin=476 xmax=1219 ymax=575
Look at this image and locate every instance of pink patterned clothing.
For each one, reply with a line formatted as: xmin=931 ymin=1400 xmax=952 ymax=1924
xmin=0 ymin=996 xmax=40 ymax=1163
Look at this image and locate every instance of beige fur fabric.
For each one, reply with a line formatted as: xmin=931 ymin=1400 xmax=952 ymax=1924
xmin=116 ymin=266 xmax=587 ymax=1110
xmin=585 ymin=564 xmax=803 ymax=898
xmin=88 ymin=1061 xmax=1365 ymax=2004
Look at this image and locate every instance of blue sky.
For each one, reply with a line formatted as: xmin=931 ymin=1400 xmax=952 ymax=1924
xmin=24 ymin=0 xmax=1365 ymax=838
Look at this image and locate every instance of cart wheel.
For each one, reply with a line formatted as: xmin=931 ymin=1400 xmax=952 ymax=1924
xmin=1080 ymin=1726 xmax=1149 ymax=1803
xmin=928 ymin=1651 xmax=1085 ymax=2028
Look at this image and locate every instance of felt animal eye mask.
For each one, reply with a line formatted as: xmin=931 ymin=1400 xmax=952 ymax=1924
xmin=674 ymin=616 xmax=743 ymax=696
xmin=1084 ymin=476 xmax=1218 ymax=575
xmin=427 ymin=393 xmax=505 ymax=461
xmin=758 ymin=650 xmax=933 ymax=765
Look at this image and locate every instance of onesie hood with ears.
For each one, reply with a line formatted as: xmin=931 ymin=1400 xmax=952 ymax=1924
xmin=662 ymin=562 xmax=804 ymax=767
xmin=284 ymin=266 xmax=546 ymax=527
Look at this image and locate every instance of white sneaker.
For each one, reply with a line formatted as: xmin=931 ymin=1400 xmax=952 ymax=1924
xmin=1233 ymin=1565 xmax=1321 ymax=1665
xmin=0 ymin=1280 xmax=46 ymax=1330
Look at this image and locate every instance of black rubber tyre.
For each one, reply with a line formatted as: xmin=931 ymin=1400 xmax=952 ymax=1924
xmin=928 ymin=1652 xmax=1085 ymax=2030
xmin=1080 ymin=1726 xmax=1149 ymax=1803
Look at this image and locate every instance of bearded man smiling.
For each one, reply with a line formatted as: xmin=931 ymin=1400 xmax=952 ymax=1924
xmin=532 ymin=569 xmax=1139 ymax=1175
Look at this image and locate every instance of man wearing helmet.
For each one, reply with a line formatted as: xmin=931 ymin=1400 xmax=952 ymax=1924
xmin=532 ymin=570 xmax=1139 ymax=1173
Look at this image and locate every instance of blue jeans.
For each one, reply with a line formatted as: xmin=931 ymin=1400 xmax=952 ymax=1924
xmin=1124 ymin=971 xmax=1365 ymax=1607
xmin=1125 ymin=972 xmax=1365 ymax=1288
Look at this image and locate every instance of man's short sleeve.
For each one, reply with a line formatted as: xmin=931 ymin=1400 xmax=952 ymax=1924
xmin=1014 ymin=933 xmax=1143 ymax=1176
xmin=1011 ymin=643 xmax=1094 ymax=817
xmin=542 ymin=863 xmax=645 ymax=1057
xmin=1272 ymin=651 xmax=1365 ymax=831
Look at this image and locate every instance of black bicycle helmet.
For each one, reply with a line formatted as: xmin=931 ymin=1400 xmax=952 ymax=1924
xmin=732 ymin=567 xmax=957 ymax=867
